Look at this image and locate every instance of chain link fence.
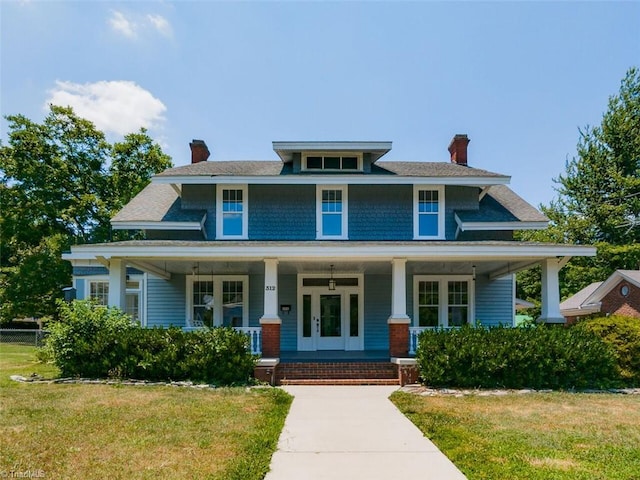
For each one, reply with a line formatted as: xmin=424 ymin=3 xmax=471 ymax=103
xmin=0 ymin=329 xmax=48 ymax=347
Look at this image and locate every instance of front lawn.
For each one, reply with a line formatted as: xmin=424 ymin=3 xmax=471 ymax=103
xmin=391 ymin=391 xmax=640 ymax=480
xmin=0 ymin=344 xmax=291 ymax=480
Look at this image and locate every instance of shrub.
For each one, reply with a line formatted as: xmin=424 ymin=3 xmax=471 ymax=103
xmin=416 ymin=324 xmax=619 ymax=389
xmin=39 ymin=300 xmax=257 ymax=385
xmin=575 ymin=315 xmax=640 ymax=386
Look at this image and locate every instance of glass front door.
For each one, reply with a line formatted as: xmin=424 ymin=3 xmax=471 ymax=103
xmin=298 ymin=275 xmax=363 ymax=351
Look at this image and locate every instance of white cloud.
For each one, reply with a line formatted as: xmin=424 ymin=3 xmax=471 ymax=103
xmin=147 ymin=14 xmax=172 ymax=37
xmin=109 ymin=11 xmax=137 ymax=38
xmin=46 ymin=80 xmax=167 ymax=136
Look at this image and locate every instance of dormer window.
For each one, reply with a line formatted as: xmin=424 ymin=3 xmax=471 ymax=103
xmin=303 ymin=153 xmax=362 ymax=172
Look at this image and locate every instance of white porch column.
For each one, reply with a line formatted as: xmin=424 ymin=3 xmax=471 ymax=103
xmin=538 ymin=258 xmax=565 ymax=324
xmin=388 ymin=258 xmax=410 ymax=323
xmin=260 ymin=258 xmax=281 ymax=323
xmin=108 ymin=258 xmax=127 ymax=310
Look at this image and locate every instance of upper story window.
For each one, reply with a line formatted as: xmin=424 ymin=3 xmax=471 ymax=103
xmin=317 ymin=185 xmax=348 ymax=239
xmin=216 ymin=185 xmax=248 ymax=239
xmin=303 ymin=153 xmax=362 ymax=171
xmin=413 ymin=185 xmax=445 ymax=239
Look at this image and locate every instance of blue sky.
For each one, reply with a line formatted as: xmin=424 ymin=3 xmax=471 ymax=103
xmin=1 ymin=1 xmax=638 ymax=208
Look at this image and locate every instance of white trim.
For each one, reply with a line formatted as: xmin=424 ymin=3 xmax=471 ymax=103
xmin=64 ymin=243 xmax=597 ymax=262
xmin=297 ymin=273 xmax=364 ymax=351
xmin=273 ymin=141 xmax=392 ymax=163
xmin=302 ymin=152 xmax=363 ymax=172
xmin=111 ymin=220 xmax=204 ymax=231
xmin=216 ymin=184 xmax=248 ymax=240
xmin=454 ymin=213 xmax=548 ymax=232
xmin=413 ymin=275 xmax=475 ymax=328
xmin=316 ymin=185 xmax=348 ymax=240
xmin=413 ymin=185 xmax=445 ymax=240
xmin=152 ymin=174 xmax=511 ymax=187
xmin=185 ymin=274 xmax=249 ymax=327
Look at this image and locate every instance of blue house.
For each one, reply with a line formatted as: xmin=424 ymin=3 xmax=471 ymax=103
xmin=63 ymin=135 xmax=595 ymax=383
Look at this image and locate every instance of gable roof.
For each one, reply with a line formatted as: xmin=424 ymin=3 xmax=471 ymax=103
xmin=560 ymin=282 xmax=603 ymax=316
xmin=560 ymin=270 xmax=640 ymax=317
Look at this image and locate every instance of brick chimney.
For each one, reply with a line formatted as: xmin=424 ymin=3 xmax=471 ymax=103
xmin=190 ymin=139 xmax=210 ymax=164
xmin=448 ymin=134 xmax=470 ymax=166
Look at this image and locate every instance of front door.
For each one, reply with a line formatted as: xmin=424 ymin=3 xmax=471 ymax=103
xmin=298 ymin=277 xmax=363 ymax=351
xmin=317 ymin=293 xmax=343 ymax=349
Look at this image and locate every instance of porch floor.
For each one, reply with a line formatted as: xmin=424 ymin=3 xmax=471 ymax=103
xmin=279 ymin=350 xmax=390 ymax=363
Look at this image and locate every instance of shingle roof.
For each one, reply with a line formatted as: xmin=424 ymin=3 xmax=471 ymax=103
xmin=456 ymin=185 xmax=549 ymax=223
xmin=156 ymin=160 xmax=508 ymax=179
xmin=112 ymin=184 xmax=205 ymax=223
xmin=560 ymin=282 xmax=602 ymax=311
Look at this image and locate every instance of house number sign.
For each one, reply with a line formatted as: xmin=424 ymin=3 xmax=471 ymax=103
xmin=265 ymin=285 xmax=276 ymax=291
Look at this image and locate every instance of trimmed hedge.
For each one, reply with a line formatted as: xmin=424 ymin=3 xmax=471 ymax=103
xmin=39 ymin=300 xmax=257 ymax=385
xmin=416 ymin=324 xmax=619 ymax=389
xmin=575 ymin=315 xmax=640 ymax=386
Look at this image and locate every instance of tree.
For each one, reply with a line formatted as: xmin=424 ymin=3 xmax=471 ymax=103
xmin=555 ymin=67 xmax=640 ymax=245
xmin=0 ymin=105 xmax=172 ymax=323
xmin=517 ymin=67 xmax=640 ymax=306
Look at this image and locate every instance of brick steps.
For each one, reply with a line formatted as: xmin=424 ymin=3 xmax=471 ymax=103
xmin=280 ymin=378 xmax=399 ymax=386
xmin=276 ymin=361 xmax=399 ymax=386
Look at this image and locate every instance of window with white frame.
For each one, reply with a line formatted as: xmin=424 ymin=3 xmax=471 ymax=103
xmin=303 ymin=153 xmax=362 ymax=171
xmin=216 ymin=185 xmax=247 ymax=239
xmin=87 ymin=277 xmax=143 ymax=321
xmin=414 ymin=185 xmax=445 ymax=239
xmin=413 ymin=276 xmax=473 ymax=327
xmin=417 ymin=280 xmax=439 ymax=327
xmin=186 ymin=275 xmax=248 ymax=328
xmin=317 ymin=186 xmax=348 ymax=239
xmin=89 ymin=281 xmax=109 ymax=305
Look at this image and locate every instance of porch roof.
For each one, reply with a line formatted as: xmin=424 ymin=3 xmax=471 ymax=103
xmin=64 ymin=240 xmax=595 ymax=266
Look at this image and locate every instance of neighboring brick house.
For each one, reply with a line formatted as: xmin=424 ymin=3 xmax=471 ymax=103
xmin=561 ymin=270 xmax=640 ymax=324
xmin=63 ymin=135 xmax=596 ymax=384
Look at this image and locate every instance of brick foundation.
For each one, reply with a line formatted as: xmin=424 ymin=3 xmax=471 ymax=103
xmin=388 ymin=322 xmax=409 ymax=357
xmin=260 ymin=322 xmax=281 ymax=358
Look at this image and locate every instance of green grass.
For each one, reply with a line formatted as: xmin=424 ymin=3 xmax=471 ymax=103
xmin=0 ymin=344 xmax=291 ymax=479
xmin=391 ymin=391 xmax=640 ymax=480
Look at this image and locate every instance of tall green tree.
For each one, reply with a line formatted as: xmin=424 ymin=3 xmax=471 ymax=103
xmin=518 ymin=67 xmax=640 ymax=306
xmin=0 ymin=105 xmax=172 ymax=322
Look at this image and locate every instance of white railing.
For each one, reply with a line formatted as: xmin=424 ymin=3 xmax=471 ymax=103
xmin=409 ymin=327 xmax=428 ymax=355
xmin=235 ymin=327 xmax=262 ymax=355
xmin=409 ymin=326 xmax=459 ymax=354
xmin=182 ymin=326 xmax=262 ymax=355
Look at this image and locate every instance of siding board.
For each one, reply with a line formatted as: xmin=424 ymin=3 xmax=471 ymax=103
xmin=146 ymin=274 xmax=186 ymax=328
xmin=475 ymin=275 xmax=514 ymax=327
xmin=364 ymin=274 xmax=391 ymax=350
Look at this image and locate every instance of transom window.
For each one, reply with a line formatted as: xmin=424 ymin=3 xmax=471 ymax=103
xmin=317 ymin=186 xmax=348 ymax=239
xmin=303 ymin=153 xmax=361 ymax=171
xmin=413 ymin=276 xmax=473 ymax=328
xmin=414 ymin=186 xmax=445 ymax=239
xmin=186 ymin=275 xmax=248 ymax=328
xmin=216 ymin=185 xmax=248 ymax=239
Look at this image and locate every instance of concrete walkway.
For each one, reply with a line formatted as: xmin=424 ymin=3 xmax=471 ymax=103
xmin=265 ymin=386 xmax=467 ymax=480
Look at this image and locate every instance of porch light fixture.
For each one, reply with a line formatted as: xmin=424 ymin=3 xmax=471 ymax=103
xmin=472 ymin=265 xmax=476 ymax=281
xmin=328 ymin=264 xmax=336 ymax=291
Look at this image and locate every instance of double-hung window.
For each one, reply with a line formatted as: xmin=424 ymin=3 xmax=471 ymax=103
xmin=217 ymin=185 xmax=247 ymax=239
xmin=317 ymin=185 xmax=348 ymax=239
xmin=413 ymin=185 xmax=445 ymax=239
xmin=89 ymin=281 xmax=109 ymax=306
xmin=187 ymin=275 xmax=248 ymax=328
xmin=413 ymin=276 xmax=473 ymax=328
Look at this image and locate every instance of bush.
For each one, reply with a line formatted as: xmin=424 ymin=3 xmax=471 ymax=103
xmin=39 ymin=300 xmax=257 ymax=385
xmin=416 ymin=324 xmax=619 ymax=389
xmin=575 ymin=315 xmax=640 ymax=386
